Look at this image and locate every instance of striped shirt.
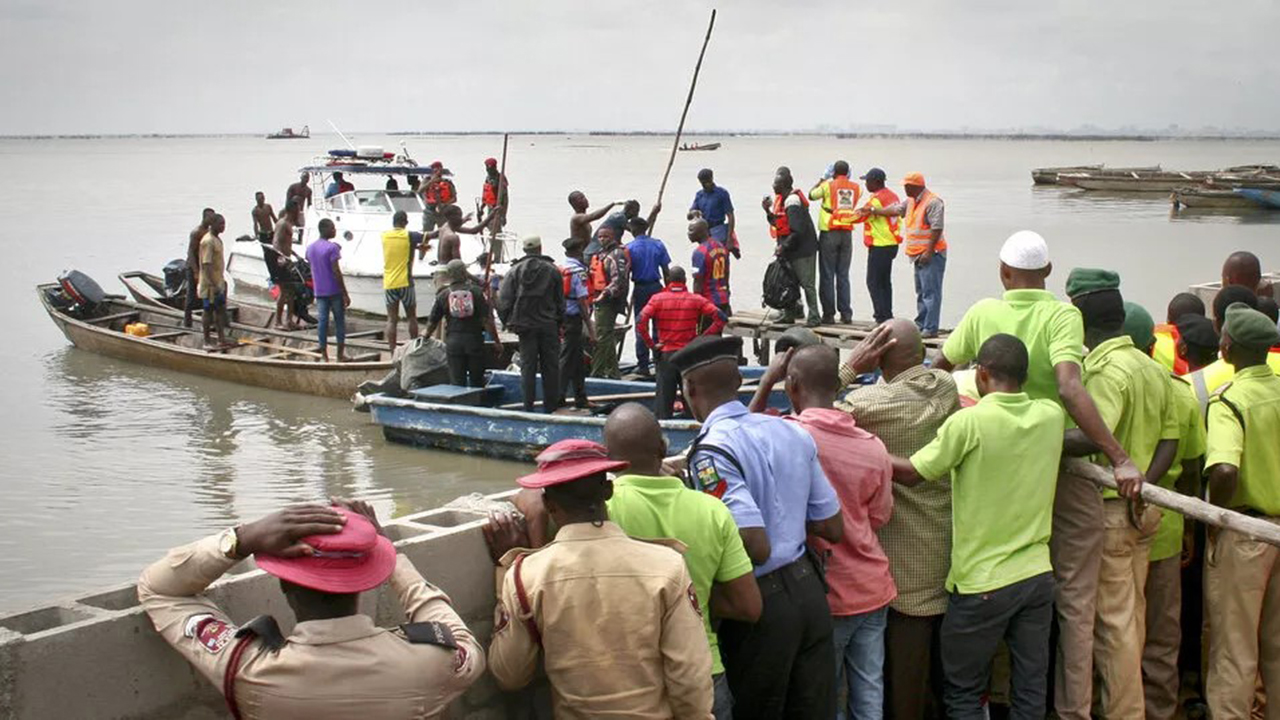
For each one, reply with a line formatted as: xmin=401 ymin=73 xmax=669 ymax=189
xmin=837 ymin=364 xmax=961 ymax=616
xmin=638 ymin=282 xmax=726 ymax=353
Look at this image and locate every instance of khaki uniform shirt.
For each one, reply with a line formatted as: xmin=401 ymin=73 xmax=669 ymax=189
xmin=838 ymin=364 xmax=961 ymax=616
xmin=198 ymin=232 xmax=225 ymax=299
xmin=489 ymin=521 xmax=714 ymax=719
xmin=138 ymin=534 xmax=484 ymax=719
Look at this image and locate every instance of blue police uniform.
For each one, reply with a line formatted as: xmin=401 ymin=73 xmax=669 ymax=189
xmin=627 ymin=235 xmax=672 ymax=374
xmin=683 ymin=391 xmax=840 ymax=718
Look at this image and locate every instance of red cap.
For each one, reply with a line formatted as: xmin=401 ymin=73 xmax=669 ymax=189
xmin=484 ymin=157 xmax=498 ymax=167
xmin=517 ymin=440 xmax=629 ymax=489
xmin=430 ymin=160 xmax=443 ymax=169
xmin=254 ymin=508 xmax=397 ymax=594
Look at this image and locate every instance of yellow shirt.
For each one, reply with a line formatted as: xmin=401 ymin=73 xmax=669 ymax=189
xmin=1150 ymin=375 xmax=1207 ymax=561
xmin=382 ymin=228 xmax=413 ymax=290
xmin=808 ymin=180 xmax=835 ymax=232
xmin=1205 ymin=364 xmax=1280 ymax=515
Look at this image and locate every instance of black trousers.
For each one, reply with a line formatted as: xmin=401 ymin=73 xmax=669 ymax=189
xmin=940 ymin=571 xmax=1054 ymax=720
xmin=445 ymin=334 xmax=486 ymax=387
xmin=884 ymin=609 xmax=945 ymax=719
xmin=654 ymin=354 xmax=682 ymax=419
xmin=518 ymin=326 xmax=561 ymax=413
xmin=866 ymin=244 xmax=898 ymax=324
xmin=183 ymin=267 xmax=200 ymax=326
xmin=718 ymin=556 xmax=835 ymax=720
xmin=559 ymin=315 xmax=588 ymax=408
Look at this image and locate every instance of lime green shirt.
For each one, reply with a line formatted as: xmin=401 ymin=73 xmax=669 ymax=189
xmin=941 ymin=289 xmax=1085 ymax=407
xmin=1150 ymin=375 xmax=1207 ymax=561
xmin=1205 ymin=365 xmax=1280 ymax=516
xmin=606 ymin=474 xmax=754 ymax=674
xmin=1083 ymin=335 xmax=1181 ymax=499
xmin=808 ymin=180 xmax=835 ymax=232
xmin=910 ymin=391 xmax=1065 ymax=594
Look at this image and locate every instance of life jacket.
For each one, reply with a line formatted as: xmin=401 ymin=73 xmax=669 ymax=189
xmin=904 ymin=189 xmax=947 ymax=256
xmin=423 ymin=179 xmax=457 ymax=205
xmin=561 ymin=262 xmax=587 ymax=298
xmin=482 ymin=178 xmax=499 ymax=207
xmin=769 ymin=189 xmax=810 ymax=239
xmin=826 ymin=176 xmax=862 ymax=231
xmin=588 ymin=247 xmax=630 ymax=300
xmin=1153 ymin=324 xmax=1189 ymax=375
xmin=862 ymin=188 xmax=902 ymax=248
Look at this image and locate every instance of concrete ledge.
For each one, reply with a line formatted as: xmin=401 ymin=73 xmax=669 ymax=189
xmin=0 ymin=493 xmax=520 ymax=719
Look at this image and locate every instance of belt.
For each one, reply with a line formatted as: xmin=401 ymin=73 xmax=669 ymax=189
xmin=755 ymin=555 xmax=816 ymax=597
xmin=635 ymin=279 xmax=663 ymax=286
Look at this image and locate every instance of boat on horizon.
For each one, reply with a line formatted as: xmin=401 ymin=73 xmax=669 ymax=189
xmin=266 ymin=125 xmax=309 ymax=140
xmin=678 ymin=141 xmax=721 ymax=152
xmin=226 ymin=149 xmax=518 ymax=317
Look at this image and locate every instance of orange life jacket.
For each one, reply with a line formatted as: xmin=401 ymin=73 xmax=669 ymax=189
xmin=826 ymin=176 xmax=862 ymax=231
xmin=904 ymin=189 xmax=947 ymax=256
xmin=424 ymin=179 xmax=457 ymax=205
xmin=482 ymin=178 xmax=499 ymax=207
xmin=862 ymin=188 xmax=903 ymax=248
xmin=588 ymin=247 xmax=630 ymax=301
xmin=769 ymin=189 xmax=810 ymax=239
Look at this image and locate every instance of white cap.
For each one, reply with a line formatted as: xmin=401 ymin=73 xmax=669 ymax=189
xmin=999 ymin=230 xmax=1050 ymax=270
xmin=522 ymin=235 xmax=542 ymax=252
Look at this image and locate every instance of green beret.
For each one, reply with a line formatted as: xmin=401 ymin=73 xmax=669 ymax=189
xmin=1224 ymin=302 xmax=1280 ymax=350
xmin=1122 ymin=301 xmax=1155 ymax=351
xmin=1065 ymin=268 xmax=1121 ymax=299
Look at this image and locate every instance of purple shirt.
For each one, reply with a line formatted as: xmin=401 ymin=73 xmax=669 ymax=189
xmin=306 ymin=239 xmax=343 ymax=297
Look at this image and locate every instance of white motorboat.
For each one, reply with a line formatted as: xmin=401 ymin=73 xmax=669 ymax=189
xmin=227 ymin=149 xmax=516 ymax=316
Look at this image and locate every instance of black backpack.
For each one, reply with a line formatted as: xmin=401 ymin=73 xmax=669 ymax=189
xmin=762 ymin=258 xmax=800 ymax=310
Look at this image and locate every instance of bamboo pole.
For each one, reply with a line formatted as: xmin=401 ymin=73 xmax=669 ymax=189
xmin=656 ymin=9 xmax=717 ymax=207
xmin=1063 ymin=458 xmax=1280 ymax=547
xmin=482 ymin=132 xmax=510 ymax=294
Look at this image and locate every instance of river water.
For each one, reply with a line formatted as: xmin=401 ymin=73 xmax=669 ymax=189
xmin=2 ymin=134 xmax=1277 ymax=613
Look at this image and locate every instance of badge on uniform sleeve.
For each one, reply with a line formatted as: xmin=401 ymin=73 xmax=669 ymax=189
xmin=687 ymin=583 xmax=702 ymax=617
xmin=184 ymin=614 xmax=235 ymax=654
xmin=693 ymin=457 xmax=726 ymax=498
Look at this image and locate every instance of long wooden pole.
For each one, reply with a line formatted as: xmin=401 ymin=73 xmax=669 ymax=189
xmin=1063 ymin=458 xmax=1280 ymax=547
xmin=482 ymin=132 xmax=511 ymax=293
xmin=656 ymin=9 xmax=717 ymax=207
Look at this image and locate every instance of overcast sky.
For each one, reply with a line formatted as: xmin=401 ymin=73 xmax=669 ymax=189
xmin=2 ymin=0 xmax=1277 ymax=136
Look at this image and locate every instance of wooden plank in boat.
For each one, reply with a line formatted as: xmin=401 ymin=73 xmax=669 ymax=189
xmin=87 ymin=311 xmax=141 ymax=326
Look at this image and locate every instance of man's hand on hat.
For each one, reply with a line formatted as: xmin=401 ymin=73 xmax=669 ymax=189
xmin=330 ymin=497 xmax=386 ymax=539
xmin=236 ymin=505 xmax=347 ymax=558
xmin=761 ymin=347 xmax=795 ymax=388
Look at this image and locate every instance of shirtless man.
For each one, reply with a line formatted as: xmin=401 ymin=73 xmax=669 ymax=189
xmin=284 ymin=173 xmax=311 ymax=225
xmin=568 ymin=191 xmax=622 ymax=264
xmin=184 ymin=207 xmax=215 ymax=328
xmin=424 ymin=205 xmax=490 ymax=266
xmin=250 ymin=191 xmax=277 ymax=244
xmin=272 ymin=203 xmax=302 ymax=329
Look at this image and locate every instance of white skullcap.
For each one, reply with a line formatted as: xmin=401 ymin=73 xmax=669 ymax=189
xmin=999 ymin=230 xmax=1050 ymax=270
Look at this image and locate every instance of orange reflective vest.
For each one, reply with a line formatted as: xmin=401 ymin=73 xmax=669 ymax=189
xmin=826 ymin=176 xmax=862 ymax=231
xmin=904 ymin=189 xmax=946 ymax=256
xmin=1153 ymin=324 xmax=1189 ymax=375
xmin=769 ymin=189 xmax=810 ymax=239
xmin=482 ymin=176 xmax=499 ymax=207
xmin=862 ymin=188 xmax=902 ymax=248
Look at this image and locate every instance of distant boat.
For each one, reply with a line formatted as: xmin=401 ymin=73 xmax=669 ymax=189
xmin=1059 ymin=169 xmax=1218 ymax=193
xmin=1031 ymin=164 xmax=1159 ymax=185
xmin=1170 ymin=186 xmax=1262 ymax=211
xmin=1235 ymin=187 xmax=1280 ymax=210
xmin=266 ymin=125 xmax=309 ymax=140
xmin=678 ymin=142 xmax=721 ymax=152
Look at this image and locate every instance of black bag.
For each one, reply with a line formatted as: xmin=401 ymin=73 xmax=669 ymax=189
xmin=762 ymin=258 xmax=800 ymax=310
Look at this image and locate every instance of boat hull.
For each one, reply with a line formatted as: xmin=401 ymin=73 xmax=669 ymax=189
xmin=1236 ymin=188 xmax=1280 ymax=210
xmin=1172 ymin=189 xmax=1261 ymax=210
xmin=40 ymin=285 xmax=390 ymax=399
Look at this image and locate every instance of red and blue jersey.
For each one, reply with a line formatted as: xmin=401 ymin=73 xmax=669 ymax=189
xmin=691 ymin=239 xmax=731 ymax=307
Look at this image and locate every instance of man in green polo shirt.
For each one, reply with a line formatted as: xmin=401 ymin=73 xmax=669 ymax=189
xmin=890 ymin=333 xmax=1063 ymax=719
xmin=1061 ymin=270 xmax=1179 ymax=720
xmin=1115 ymin=299 xmax=1207 ymax=720
xmin=603 ymin=402 xmax=763 ymax=720
xmin=930 ymin=231 xmax=1146 ymax=720
xmin=1203 ymin=303 xmax=1280 ymax=719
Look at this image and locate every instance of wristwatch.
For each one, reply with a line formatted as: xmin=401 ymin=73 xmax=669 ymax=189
xmin=218 ymin=527 xmax=242 ymax=559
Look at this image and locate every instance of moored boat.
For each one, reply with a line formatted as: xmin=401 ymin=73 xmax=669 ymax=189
xmin=1170 ymin=186 xmax=1262 ymax=211
xmin=678 ymin=142 xmax=721 ymax=151
xmin=1058 ymin=170 xmax=1215 ymax=193
xmin=41 ymin=279 xmax=392 ymax=399
xmin=1235 ymin=187 xmax=1280 ymax=210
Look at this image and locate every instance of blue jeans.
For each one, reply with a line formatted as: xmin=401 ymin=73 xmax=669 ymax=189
xmin=315 ymin=294 xmax=345 ymax=353
xmin=632 ymin=280 xmax=663 ymax=371
xmin=913 ymin=251 xmax=946 ymax=335
xmin=819 ymin=230 xmax=854 ymax=321
xmin=833 ymin=605 xmax=888 ymax=720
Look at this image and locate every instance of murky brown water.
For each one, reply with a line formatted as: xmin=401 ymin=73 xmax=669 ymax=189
xmin=3 ymin=134 xmax=1278 ymax=612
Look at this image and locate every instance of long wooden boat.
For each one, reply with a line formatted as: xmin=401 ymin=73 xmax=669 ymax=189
xmin=1235 ymin=187 xmax=1280 ymax=210
xmin=1170 ymin=186 xmax=1262 ymax=210
xmin=1031 ymin=165 xmax=1161 ymax=185
xmin=368 ymin=368 xmax=786 ymax=461
xmin=1058 ymin=170 xmax=1215 ymax=193
xmin=40 ymin=282 xmax=392 ymax=399
xmin=678 ymin=142 xmax=721 ymax=152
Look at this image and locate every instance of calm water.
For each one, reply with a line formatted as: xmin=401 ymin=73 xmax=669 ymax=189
xmin=2 ymin=134 xmax=1277 ymax=613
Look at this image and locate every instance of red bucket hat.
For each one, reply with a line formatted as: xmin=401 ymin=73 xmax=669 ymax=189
xmin=517 ymin=439 xmax=629 ymax=489
xmin=484 ymin=157 xmax=498 ymax=167
xmin=254 ymin=508 xmax=397 ymax=594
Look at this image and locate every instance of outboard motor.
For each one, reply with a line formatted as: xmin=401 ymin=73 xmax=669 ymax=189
xmin=162 ymin=259 xmax=188 ymax=298
xmin=57 ymin=270 xmax=107 ymax=318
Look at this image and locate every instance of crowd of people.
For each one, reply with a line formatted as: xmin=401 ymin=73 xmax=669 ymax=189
xmin=145 ymin=194 xmax=1280 ymax=718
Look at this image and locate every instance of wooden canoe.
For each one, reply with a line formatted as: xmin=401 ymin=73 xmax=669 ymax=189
xmin=1170 ymin=186 xmax=1263 ymax=210
xmin=1032 ymin=165 xmax=1160 ymax=185
xmin=40 ymin=283 xmax=393 ymax=399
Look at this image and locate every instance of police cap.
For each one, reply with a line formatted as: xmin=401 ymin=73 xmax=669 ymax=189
xmin=667 ymin=335 xmax=742 ymax=376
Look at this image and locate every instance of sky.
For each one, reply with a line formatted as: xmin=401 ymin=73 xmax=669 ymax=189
xmin=1 ymin=0 xmax=1278 ymax=136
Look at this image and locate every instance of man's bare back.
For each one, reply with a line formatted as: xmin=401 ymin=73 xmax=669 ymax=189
xmin=437 ymin=226 xmax=461 ymax=264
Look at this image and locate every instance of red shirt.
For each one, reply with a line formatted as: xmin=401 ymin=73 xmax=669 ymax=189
xmin=638 ymin=282 xmax=725 ymax=352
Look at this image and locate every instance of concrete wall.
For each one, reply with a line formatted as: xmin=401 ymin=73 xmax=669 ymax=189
xmin=0 ymin=495 xmax=531 ymax=720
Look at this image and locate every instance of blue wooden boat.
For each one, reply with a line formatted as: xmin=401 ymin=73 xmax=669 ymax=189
xmin=367 ymin=368 xmax=783 ymax=461
xmin=1235 ymin=187 xmax=1280 ymax=210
